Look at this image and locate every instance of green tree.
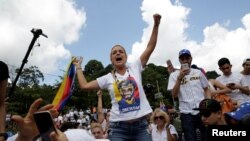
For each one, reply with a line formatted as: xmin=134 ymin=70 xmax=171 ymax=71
xmin=142 ymin=63 xmax=172 ymax=108
xmin=84 ymin=60 xmax=104 ymax=77
xmin=8 ymin=66 xmax=51 ymax=115
xmin=16 ymin=66 xmax=44 ymax=87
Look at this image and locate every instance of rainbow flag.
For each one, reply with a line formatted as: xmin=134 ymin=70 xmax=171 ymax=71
xmin=52 ymin=57 xmax=77 ymax=111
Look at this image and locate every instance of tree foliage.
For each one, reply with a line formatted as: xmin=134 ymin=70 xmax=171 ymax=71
xmin=16 ymin=66 xmax=44 ymax=88
xmin=84 ymin=60 xmax=104 ymax=76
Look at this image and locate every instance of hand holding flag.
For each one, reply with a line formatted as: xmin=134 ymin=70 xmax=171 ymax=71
xmin=52 ymin=57 xmax=78 ymax=112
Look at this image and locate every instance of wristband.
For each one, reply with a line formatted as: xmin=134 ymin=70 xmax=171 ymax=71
xmin=76 ymin=67 xmax=82 ymax=70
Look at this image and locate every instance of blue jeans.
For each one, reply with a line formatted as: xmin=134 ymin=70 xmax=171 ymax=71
xmin=108 ymin=118 xmax=152 ymax=141
xmin=180 ymin=113 xmax=206 ymax=141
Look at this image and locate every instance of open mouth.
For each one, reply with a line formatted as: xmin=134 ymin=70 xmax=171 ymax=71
xmin=116 ymin=57 xmax=122 ymax=62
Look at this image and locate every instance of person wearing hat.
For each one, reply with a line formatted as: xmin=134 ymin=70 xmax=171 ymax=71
xmin=241 ymin=58 xmax=250 ymax=95
xmin=224 ymin=102 xmax=250 ymax=125
xmin=193 ymin=99 xmax=227 ymax=126
xmin=167 ymin=49 xmax=211 ymax=141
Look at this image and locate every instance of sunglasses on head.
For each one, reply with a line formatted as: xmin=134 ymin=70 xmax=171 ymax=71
xmin=154 ymin=116 xmax=164 ymax=120
xmin=200 ymin=111 xmax=212 ymax=118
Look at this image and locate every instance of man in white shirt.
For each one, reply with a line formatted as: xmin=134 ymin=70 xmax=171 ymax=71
xmin=167 ymin=49 xmax=211 ymax=141
xmin=216 ymin=57 xmax=250 ymax=105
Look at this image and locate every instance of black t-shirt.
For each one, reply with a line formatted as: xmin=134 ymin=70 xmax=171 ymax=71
xmin=0 ymin=61 xmax=9 ymax=81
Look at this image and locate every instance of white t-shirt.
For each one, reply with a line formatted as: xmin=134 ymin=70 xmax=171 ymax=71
xmin=97 ymin=59 xmax=152 ymax=122
xmin=151 ymin=124 xmax=178 ymax=141
xmin=216 ymin=72 xmax=250 ymax=105
xmin=79 ymin=110 xmax=84 ymax=118
xmin=242 ymin=74 xmax=250 ymax=89
xmin=167 ymin=68 xmax=209 ymax=114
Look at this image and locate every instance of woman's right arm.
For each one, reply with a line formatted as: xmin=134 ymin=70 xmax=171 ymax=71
xmin=74 ymin=57 xmax=100 ymax=90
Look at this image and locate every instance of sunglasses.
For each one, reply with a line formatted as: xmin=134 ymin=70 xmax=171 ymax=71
xmin=154 ymin=116 xmax=164 ymax=120
xmin=200 ymin=111 xmax=212 ymax=118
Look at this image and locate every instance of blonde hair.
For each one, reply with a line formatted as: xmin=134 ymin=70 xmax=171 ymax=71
xmin=150 ymin=108 xmax=169 ymax=124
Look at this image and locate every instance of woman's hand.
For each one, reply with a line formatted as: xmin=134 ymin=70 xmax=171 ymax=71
xmin=73 ymin=56 xmax=83 ymax=68
xmin=153 ymin=13 xmax=161 ymax=27
xmin=97 ymin=90 xmax=103 ymax=97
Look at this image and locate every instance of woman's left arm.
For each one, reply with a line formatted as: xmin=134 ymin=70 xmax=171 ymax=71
xmin=140 ymin=13 xmax=161 ymax=68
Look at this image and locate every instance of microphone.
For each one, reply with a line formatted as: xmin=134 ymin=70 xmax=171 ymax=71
xmin=31 ymin=28 xmax=48 ymax=38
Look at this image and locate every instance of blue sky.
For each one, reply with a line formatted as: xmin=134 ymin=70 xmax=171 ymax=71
xmin=70 ymin=0 xmax=144 ymax=66
xmin=1 ymin=0 xmax=250 ymax=85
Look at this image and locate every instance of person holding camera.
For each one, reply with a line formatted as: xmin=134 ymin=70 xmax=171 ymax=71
xmin=167 ymin=49 xmax=211 ymax=141
xmin=7 ymin=98 xmax=95 ymax=141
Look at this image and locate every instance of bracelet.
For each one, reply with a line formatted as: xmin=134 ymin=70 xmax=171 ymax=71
xmin=76 ymin=67 xmax=82 ymax=70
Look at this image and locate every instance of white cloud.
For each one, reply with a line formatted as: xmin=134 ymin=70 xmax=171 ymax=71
xmin=1 ymin=0 xmax=250 ymax=85
xmin=0 ymin=0 xmax=86 ymax=83
xmin=196 ymin=22 xmax=250 ymax=74
xmin=129 ymin=0 xmax=250 ymax=75
xmin=242 ymin=14 xmax=250 ymax=29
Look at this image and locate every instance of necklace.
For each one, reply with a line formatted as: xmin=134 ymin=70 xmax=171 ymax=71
xmin=113 ymin=68 xmax=131 ymax=84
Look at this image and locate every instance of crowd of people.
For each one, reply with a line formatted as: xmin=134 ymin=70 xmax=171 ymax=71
xmin=166 ymin=49 xmax=250 ymax=141
xmin=1 ymin=13 xmax=250 ymax=141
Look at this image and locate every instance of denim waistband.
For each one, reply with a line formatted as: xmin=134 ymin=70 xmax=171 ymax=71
xmin=111 ymin=116 xmax=147 ymax=126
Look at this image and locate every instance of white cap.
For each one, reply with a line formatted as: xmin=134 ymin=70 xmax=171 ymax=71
xmin=242 ymin=58 xmax=250 ymax=65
